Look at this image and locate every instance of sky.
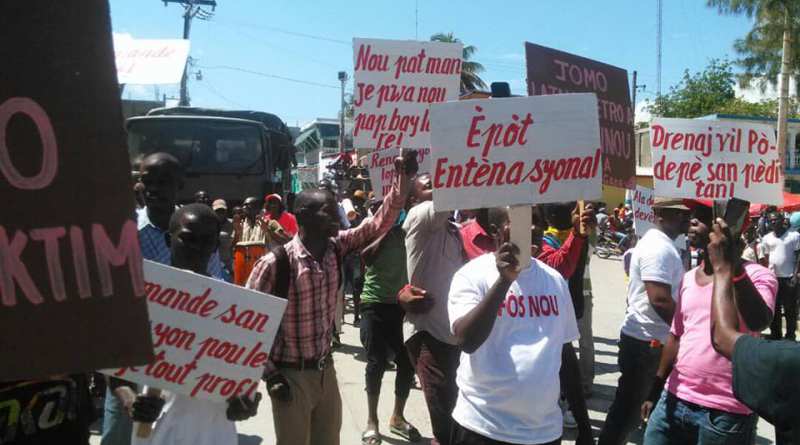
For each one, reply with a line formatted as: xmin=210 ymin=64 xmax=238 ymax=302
xmin=110 ymin=0 xmax=755 ymax=128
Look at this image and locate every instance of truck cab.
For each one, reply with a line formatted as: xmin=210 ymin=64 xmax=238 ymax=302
xmin=126 ymin=107 xmax=295 ymax=205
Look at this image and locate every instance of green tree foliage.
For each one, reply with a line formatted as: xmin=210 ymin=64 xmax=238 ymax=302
xmin=430 ymin=32 xmax=487 ymax=94
xmin=647 ymin=58 xmax=800 ymax=118
xmin=707 ymin=0 xmax=800 ymax=89
xmin=648 ymin=60 xmax=737 ymax=118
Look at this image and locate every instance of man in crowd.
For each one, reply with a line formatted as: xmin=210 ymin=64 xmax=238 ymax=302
xmin=760 ymin=211 xmax=800 ymax=340
xmin=448 ymin=207 xmax=592 ymax=445
xmin=460 ymin=209 xmax=500 ymax=260
xmin=641 ymin=208 xmax=776 ymax=444
xmin=231 ymin=196 xmax=288 ymax=285
xmin=358 ymin=199 xmax=420 ymax=445
xmin=708 ymin=219 xmax=800 ymax=445
xmin=598 ymin=198 xmax=689 ymax=445
xmin=213 ymin=199 xmax=234 ymax=282
xmin=537 ymin=202 xmax=596 ymax=417
xmin=102 ymin=153 xmax=224 ymax=445
xmin=265 ymin=193 xmax=299 ymax=237
xmin=132 ymin=204 xmax=261 ymax=445
xmin=194 ymin=190 xmax=211 ymax=207
xmin=401 ymin=172 xmax=464 ymax=445
xmin=246 ymin=156 xmax=412 ymax=445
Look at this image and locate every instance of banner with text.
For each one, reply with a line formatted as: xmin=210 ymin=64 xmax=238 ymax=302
xmin=102 ymin=261 xmax=287 ymax=401
xmin=632 ymin=186 xmax=656 ymax=236
xmin=113 ymin=33 xmax=191 ymax=85
xmin=525 ymin=42 xmax=635 ymax=189
xmin=430 ymin=93 xmax=603 ymax=211
xmin=650 ymin=118 xmax=783 ymax=204
xmin=0 ymin=1 xmax=154 ymax=380
xmin=368 ymin=147 xmax=432 ymax=199
xmin=353 ymin=38 xmax=462 ymax=150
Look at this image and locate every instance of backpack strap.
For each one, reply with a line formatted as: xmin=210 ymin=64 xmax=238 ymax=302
xmin=271 ymin=245 xmax=291 ymax=300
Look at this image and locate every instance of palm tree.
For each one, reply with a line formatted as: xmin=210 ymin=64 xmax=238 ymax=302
xmin=707 ymin=0 xmax=800 ymax=168
xmin=430 ymin=32 xmax=487 ymax=94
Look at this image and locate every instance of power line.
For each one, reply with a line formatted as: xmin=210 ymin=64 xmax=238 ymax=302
xmin=198 ymin=65 xmax=341 ymax=89
xmin=199 ymin=81 xmax=246 ymax=107
xmin=212 ymin=19 xmax=350 ymax=45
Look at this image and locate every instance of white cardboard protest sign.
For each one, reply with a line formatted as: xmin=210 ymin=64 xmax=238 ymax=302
xmin=367 ymin=147 xmax=432 ymax=199
xmin=632 ymin=185 xmax=656 ymax=237
xmin=352 ymin=38 xmax=462 ymax=150
xmin=113 ymin=33 xmax=191 ymax=85
xmin=102 ymin=261 xmax=287 ymax=402
xmin=430 ymin=93 xmax=603 ymax=211
xmin=650 ymin=118 xmax=783 ymax=204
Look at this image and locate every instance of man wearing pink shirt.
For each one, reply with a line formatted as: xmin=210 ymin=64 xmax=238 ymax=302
xmin=641 ymin=207 xmax=777 ymax=444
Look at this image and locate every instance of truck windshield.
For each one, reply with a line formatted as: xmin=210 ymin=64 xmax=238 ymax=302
xmin=127 ymin=119 xmax=264 ymax=175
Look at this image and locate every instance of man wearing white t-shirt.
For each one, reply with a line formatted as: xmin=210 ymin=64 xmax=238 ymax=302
xmin=598 ymin=198 xmax=689 ymax=445
xmin=448 ymin=208 xmax=592 ymax=445
xmin=760 ymin=211 xmax=800 ymax=340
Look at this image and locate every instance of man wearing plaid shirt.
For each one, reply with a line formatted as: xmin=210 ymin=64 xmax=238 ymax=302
xmin=246 ymin=156 xmax=412 ymax=445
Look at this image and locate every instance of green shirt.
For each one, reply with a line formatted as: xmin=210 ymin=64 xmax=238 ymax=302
xmin=360 ymin=226 xmax=407 ymax=305
xmin=732 ymin=334 xmax=800 ymax=438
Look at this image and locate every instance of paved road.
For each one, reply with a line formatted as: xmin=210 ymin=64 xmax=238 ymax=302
xmin=91 ymin=255 xmax=777 ymax=444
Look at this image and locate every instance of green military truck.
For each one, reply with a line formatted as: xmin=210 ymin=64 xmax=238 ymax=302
xmin=126 ymin=107 xmax=295 ymax=205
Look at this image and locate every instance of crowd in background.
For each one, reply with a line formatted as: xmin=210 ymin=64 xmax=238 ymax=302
xmin=4 ymin=151 xmax=800 ymax=445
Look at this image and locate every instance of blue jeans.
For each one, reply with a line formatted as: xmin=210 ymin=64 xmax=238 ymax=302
xmin=100 ymin=387 xmax=132 ymax=445
xmin=644 ymin=391 xmax=757 ymax=445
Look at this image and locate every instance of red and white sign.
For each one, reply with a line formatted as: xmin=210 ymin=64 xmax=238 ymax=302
xmin=352 ymin=38 xmax=462 ymax=150
xmin=632 ymin=185 xmax=656 ymax=236
xmin=430 ymin=93 xmax=603 ymax=211
xmin=367 ymin=147 xmax=432 ymax=200
xmin=113 ymin=33 xmax=191 ymax=85
xmin=102 ymin=261 xmax=287 ymax=402
xmin=650 ymin=118 xmax=783 ymax=204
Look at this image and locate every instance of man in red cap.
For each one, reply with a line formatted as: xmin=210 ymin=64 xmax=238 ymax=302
xmin=265 ymin=193 xmax=299 ymax=237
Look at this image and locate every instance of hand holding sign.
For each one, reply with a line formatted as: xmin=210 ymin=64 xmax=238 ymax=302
xmin=495 ymin=242 xmax=521 ymax=283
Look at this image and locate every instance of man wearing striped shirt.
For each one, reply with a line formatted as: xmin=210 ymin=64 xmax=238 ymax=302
xmin=246 ymin=156 xmax=412 ymax=445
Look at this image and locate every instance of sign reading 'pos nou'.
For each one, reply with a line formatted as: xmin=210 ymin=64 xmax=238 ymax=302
xmin=525 ymin=42 xmax=636 ymax=189
xmin=0 ymin=1 xmax=154 ymax=380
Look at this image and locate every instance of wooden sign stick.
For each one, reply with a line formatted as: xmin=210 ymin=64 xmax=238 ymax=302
xmin=509 ymin=205 xmax=532 ymax=270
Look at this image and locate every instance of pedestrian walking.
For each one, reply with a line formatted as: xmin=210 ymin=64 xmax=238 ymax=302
xmin=760 ymin=211 xmax=800 ymax=341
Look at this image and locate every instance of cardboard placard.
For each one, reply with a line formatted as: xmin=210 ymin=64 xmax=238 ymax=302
xmin=632 ymin=186 xmax=656 ymax=237
xmin=525 ymin=42 xmax=635 ymax=189
xmin=102 ymin=261 xmax=287 ymax=401
xmin=367 ymin=147 xmax=431 ymax=200
xmin=650 ymin=118 xmax=783 ymax=204
xmin=352 ymin=38 xmax=462 ymax=150
xmin=430 ymin=94 xmax=603 ymax=211
xmin=0 ymin=1 xmax=155 ymax=380
xmin=113 ymin=33 xmax=191 ymax=85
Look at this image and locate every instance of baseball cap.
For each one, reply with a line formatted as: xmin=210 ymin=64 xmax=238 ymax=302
xmin=652 ymin=197 xmax=690 ymax=211
xmin=212 ymin=199 xmax=227 ymax=211
xmin=265 ymin=193 xmax=282 ymax=203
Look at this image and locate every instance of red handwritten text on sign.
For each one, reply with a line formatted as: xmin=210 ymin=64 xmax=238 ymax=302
xmin=430 ymin=94 xmax=603 ymax=211
xmin=103 ymin=261 xmax=287 ymax=401
xmin=353 ymin=38 xmax=462 ymax=150
xmin=649 ymin=118 xmax=782 ymax=204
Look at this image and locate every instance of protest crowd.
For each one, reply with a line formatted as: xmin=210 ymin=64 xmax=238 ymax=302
xmin=4 ymin=3 xmax=800 ymax=445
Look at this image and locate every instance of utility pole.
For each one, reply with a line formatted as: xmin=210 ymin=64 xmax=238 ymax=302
xmin=631 ymin=70 xmax=645 ymax=123
xmin=163 ymin=0 xmax=217 ymax=106
xmin=777 ymin=8 xmax=793 ymax=174
xmin=338 ymin=71 xmax=348 ymax=153
xmin=656 ymin=0 xmax=663 ymax=96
